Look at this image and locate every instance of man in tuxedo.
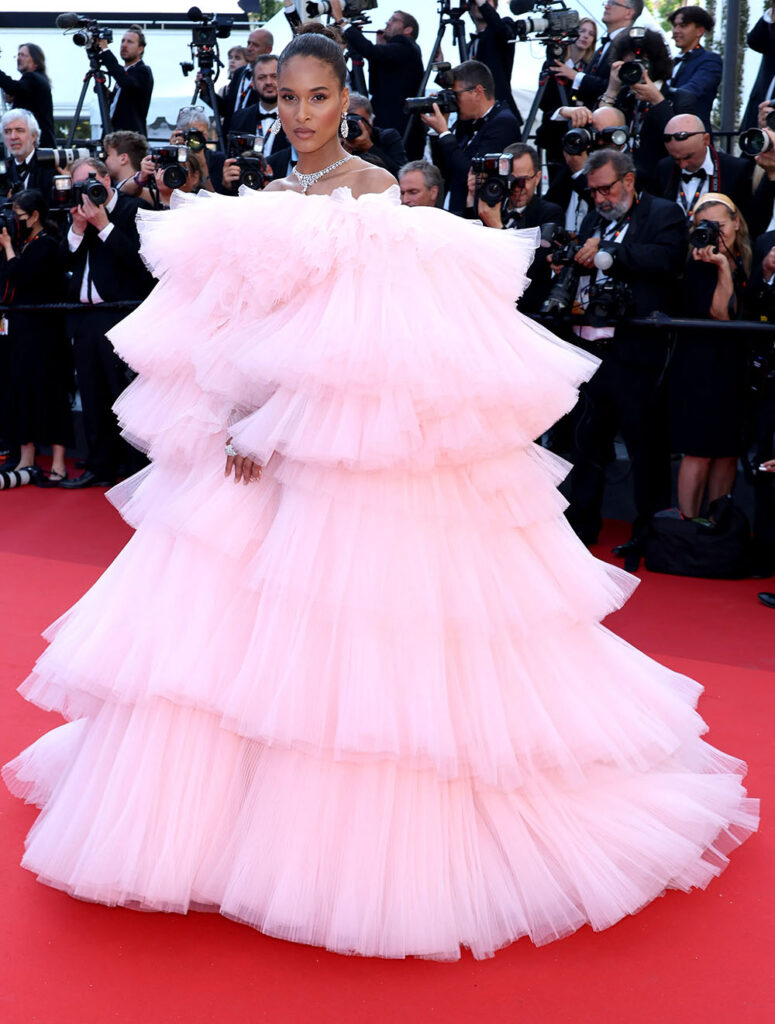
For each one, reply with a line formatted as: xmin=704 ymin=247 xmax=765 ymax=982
xmin=0 ymin=43 xmax=55 ymax=146
xmin=467 ymin=0 xmax=521 ymax=124
xmin=342 ymin=11 xmax=424 ymax=158
xmin=549 ymin=0 xmax=643 ymax=107
xmin=59 ymin=158 xmax=154 ymax=489
xmin=1 ymin=108 xmax=55 ymax=203
xmin=210 ymin=28 xmax=273 ymax=137
xmin=103 ymin=130 xmax=148 ymax=193
xmin=399 ymin=160 xmax=443 ymax=207
xmin=98 ymin=26 xmax=153 ymax=136
xmin=228 ymin=56 xmax=288 ymax=157
xmin=343 ymin=93 xmax=407 ymax=177
xmin=424 ymin=60 xmax=522 ymax=215
xmin=656 ymin=114 xmax=752 ymax=221
xmin=748 ymin=128 xmax=775 ymax=239
xmin=741 ymin=6 xmax=775 ymax=132
xmin=561 ymin=149 xmax=687 ymax=560
xmin=666 ymin=6 xmax=721 ymax=130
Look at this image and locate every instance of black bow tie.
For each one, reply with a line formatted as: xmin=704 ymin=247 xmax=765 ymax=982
xmin=673 ymin=53 xmax=687 ymax=65
xmin=681 ymin=168 xmax=706 ymax=183
xmin=572 ymin=176 xmax=587 ymax=197
xmin=599 ymin=36 xmax=610 ymax=46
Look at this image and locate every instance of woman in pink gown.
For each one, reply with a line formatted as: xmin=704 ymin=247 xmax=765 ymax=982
xmin=2 ymin=31 xmax=758 ymax=960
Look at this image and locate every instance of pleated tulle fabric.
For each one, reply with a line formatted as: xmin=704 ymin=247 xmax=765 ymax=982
xmin=3 ymin=185 xmax=758 ymax=959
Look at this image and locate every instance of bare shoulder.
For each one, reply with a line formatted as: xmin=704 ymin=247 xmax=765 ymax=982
xmin=263 ymin=177 xmax=300 ymax=194
xmin=346 ymin=163 xmax=398 ymax=199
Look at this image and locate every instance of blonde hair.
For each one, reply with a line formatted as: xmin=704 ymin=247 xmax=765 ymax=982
xmin=693 ymin=194 xmax=752 ymax=276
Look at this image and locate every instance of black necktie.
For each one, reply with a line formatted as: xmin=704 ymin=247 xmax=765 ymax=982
xmin=681 ymin=168 xmax=706 ymax=183
xmin=572 ymin=176 xmax=587 ymax=197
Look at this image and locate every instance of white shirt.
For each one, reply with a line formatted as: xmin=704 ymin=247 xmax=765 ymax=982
xmin=255 ymin=104 xmax=280 ymax=156
xmin=565 ymin=169 xmax=589 ymax=234
xmin=573 ymin=26 xmax=628 ymax=92
xmin=575 ymin=217 xmax=631 ymax=343
xmin=67 ymin=188 xmax=119 ymax=305
xmin=678 ymin=147 xmax=714 ymax=216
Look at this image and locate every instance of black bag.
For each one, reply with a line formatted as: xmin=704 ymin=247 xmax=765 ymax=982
xmin=644 ymin=496 xmax=751 ymax=579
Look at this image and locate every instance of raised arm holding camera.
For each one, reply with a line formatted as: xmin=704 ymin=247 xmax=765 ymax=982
xmin=666 ymin=6 xmax=721 ymax=131
xmin=1 ymin=109 xmax=56 ymax=204
xmin=0 ymin=44 xmax=55 ymax=147
xmin=98 ymin=26 xmax=154 ymax=137
xmin=342 ymin=92 xmax=407 ymax=176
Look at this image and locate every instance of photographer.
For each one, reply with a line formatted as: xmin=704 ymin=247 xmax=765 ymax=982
xmin=747 ymin=128 xmax=775 ymax=240
xmin=399 ymin=160 xmax=442 ymax=207
xmin=549 ymin=0 xmax=643 ymax=107
xmin=1 ymin=109 xmax=55 ymax=204
xmin=670 ymin=195 xmax=752 ymax=521
xmin=98 ymin=25 xmax=153 ymax=137
xmin=545 ymin=105 xmax=628 ymax=234
xmin=561 ymin=149 xmax=687 ymax=560
xmin=58 ymin=157 xmax=154 ymax=489
xmin=103 ymin=130 xmax=148 ymax=193
xmin=0 ymin=44 xmax=55 ymax=147
xmin=600 ymin=28 xmax=696 ymax=193
xmin=741 ymin=5 xmax=775 ymax=132
xmin=338 ymin=8 xmax=424 ymax=158
xmin=667 ymin=6 xmax=721 ymax=131
xmin=424 ymin=60 xmax=522 ymax=215
xmin=342 ymin=93 xmax=407 ymax=177
xmin=657 ymin=114 xmax=753 ymax=222
xmin=467 ymin=0 xmax=521 ymax=122
xmin=0 ymin=189 xmax=72 ymax=485
xmin=123 ymin=108 xmax=218 ymax=200
xmin=229 ymin=55 xmax=288 ymax=157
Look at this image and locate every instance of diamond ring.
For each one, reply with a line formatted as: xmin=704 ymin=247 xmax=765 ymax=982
xmin=224 ymin=443 xmax=238 ymax=457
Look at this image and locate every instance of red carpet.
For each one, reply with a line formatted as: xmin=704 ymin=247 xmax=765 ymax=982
xmin=1 ymin=486 xmax=772 ymax=1024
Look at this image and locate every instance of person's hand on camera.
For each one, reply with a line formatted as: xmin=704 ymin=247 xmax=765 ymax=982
xmin=692 ymin=243 xmax=727 ymax=269
xmin=477 ymin=200 xmax=503 ymax=228
xmin=630 ymin=70 xmax=663 ymax=107
xmin=420 ymin=101 xmax=449 ymax=135
xmin=224 ymin=439 xmax=262 ymax=485
xmin=549 ymin=60 xmax=575 ymax=83
xmin=0 ymin=226 xmax=15 ymax=258
xmin=559 ymin=105 xmax=592 ymax=127
xmin=80 ymin=194 xmax=110 ymax=232
xmin=154 ymin=169 xmax=173 ymax=206
xmin=757 ymin=100 xmax=775 ymax=129
xmin=69 ymin=202 xmax=89 ymax=236
xmin=755 ymin=130 xmax=775 ymax=180
xmin=574 ymin=236 xmax=600 ymax=268
xmin=466 ymin=168 xmax=478 ymax=208
xmin=607 ymin=61 xmax=623 ymax=95
xmin=222 ymin=158 xmax=241 ymax=190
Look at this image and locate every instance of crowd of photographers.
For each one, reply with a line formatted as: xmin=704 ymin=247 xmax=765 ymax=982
xmin=0 ymin=2 xmax=774 ymax=589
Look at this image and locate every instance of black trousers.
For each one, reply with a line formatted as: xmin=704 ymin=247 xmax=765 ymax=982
xmin=566 ymin=354 xmax=672 ymax=544
xmin=68 ymin=308 xmax=141 ymax=480
xmin=752 ymin=380 xmax=775 ymax=571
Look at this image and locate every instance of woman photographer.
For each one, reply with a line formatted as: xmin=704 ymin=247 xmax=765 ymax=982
xmin=0 ymin=189 xmax=72 ymax=484
xmin=671 ymin=194 xmax=752 ymax=519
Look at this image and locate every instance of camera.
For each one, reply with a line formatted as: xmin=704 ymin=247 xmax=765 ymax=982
xmin=619 ymin=60 xmax=647 ymax=86
xmin=689 ymin=218 xmax=720 ymax=251
xmin=305 ymin=0 xmax=378 ymax=20
xmin=149 ymin=146 xmax=189 ymax=189
xmin=511 ymin=1 xmax=580 ymax=61
xmin=36 ymin=146 xmax=92 ymax=169
xmin=739 ymin=128 xmax=773 ymax=158
xmin=56 ymin=13 xmax=112 ymax=54
xmin=540 ymin=223 xmax=582 ymax=315
xmin=226 ymin=133 xmax=270 ymax=191
xmin=51 ymin=170 xmax=109 ymax=208
xmin=188 ymin=6 xmax=233 ymax=47
xmin=586 ymin=277 xmax=632 ymax=326
xmin=345 ymin=113 xmax=365 ymax=141
xmin=562 ymin=126 xmax=629 ymax=155
xmin=405 ymin=63 xmax=458 ymax=117
xmin=470 ymin=153 xmax=515 ymax=207
xmin=0 ymin=203 xmax=20 ymax=248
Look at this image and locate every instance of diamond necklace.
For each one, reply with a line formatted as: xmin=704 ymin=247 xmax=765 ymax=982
xmin=292 ymin=154 xmax=354 ymax=194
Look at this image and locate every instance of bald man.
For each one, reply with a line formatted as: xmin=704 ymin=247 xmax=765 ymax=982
xmin=206 ymin=28 xmax=275 ymax=139
xmin=656 ymin=113 xmax=753 ymax=219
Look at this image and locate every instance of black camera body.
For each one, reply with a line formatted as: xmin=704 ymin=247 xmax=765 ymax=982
xmin=56 ymin=13 xmax=113 ymax=56
xmin=586 ymin=277 xmax=632 ymax=326
xmin=619 ymin=59 xmax=647 ymax=86
xmin=306 ymin=0 xmax=378 ymax=21
xmin=185 ymin=6 xmax=232 ymax=75
xmin=562 ymin=125 xmax=629 ymax=155
xmin=345 ymin=113 xmax=365 ymax=141
xmin=689 ymin=218 xmax=720 ymax=251
xmin=150 ymin=146 xmax=189 ymax=189
xmin=511 ymin=1 xmax=580 ymax=61
xmin=405 ymin=63 xmax=458 ymax=117
xmin=51 ymin=170 xmax=109 ymax=208
xmin=739 ymin=127 xmax=773 ymax=158
xmin=539 ymin=223 xmax=582 ymax=315
xmin=0 ymin=203 xmax=20 ymax=248
xmin=227 ymin=133 xmax=270 ymax=191
xmin=470 ymin=153 xmax=515 ymax=208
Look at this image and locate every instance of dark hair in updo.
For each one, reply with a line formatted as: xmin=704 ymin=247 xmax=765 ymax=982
xmin=277 ymin=27 xmax=347 ymax=89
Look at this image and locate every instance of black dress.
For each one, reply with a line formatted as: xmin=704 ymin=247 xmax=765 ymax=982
xmin=0 ymin=232 xmax=73 ymax=448
xmin=670 ymin=258 xmax=749 ymax=458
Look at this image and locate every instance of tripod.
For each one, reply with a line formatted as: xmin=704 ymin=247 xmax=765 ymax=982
xmin=67 ymin=49 xmax=113 ymax=145
xmin=403 ymin=5 xmax=471 ymax=150
xmin=193 ymin=66 xmax=226 ymax=153
xmin=521 ymin=41 xmax=573 ymax=140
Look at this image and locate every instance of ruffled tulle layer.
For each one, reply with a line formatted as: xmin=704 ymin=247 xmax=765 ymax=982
xmin=4 ymin=186 xmax=758 ymax=958
xmin=3 ymin=698 xmax=757 ymax=960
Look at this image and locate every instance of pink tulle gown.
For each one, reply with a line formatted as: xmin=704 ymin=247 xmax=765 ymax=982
xmin=3 ymin=185 xmax=759 ymax=960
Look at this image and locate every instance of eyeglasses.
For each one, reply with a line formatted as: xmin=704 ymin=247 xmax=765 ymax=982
xmin=605 ymin=1 xmax=631 ymax=8
xmin=662 ymin=130 xmax=705 ymax=143
xmin=511 ymin=173 xmax=539 ymax=189
xmin=452 ymin=85 xmax=478 ymax=96
xmin=585 ymin=175 xmax=625 ymax=198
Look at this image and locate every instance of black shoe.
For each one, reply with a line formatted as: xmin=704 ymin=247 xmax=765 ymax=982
xmin=611 ymin=538 xmax=643 ymax=558
xmin=34 ymin=469 xmax=68 ymax=489
xmin=758 ymin=592 xmax=775 ymax=609
xmin=59 ymin=470 xmax=115 ymax=490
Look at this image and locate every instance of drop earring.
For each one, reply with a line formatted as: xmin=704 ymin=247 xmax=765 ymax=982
xmin=339 ymin=113 xmax=349 ymax=139
xmin=270 ymin=118 xmax=282 ymax=136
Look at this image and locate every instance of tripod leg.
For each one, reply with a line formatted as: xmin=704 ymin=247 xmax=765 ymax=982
xmin=67 ymin=73 xmax=93 ymax=146
xmin=201 ymin=77 xmax=225 ymax=152
xmin=403 ymin=19 xmax=448 ymax=153
xmin=94 ymin=74 xmax=113 ymax=138
xmin=522 ymin=79 xmax=548 ymax=141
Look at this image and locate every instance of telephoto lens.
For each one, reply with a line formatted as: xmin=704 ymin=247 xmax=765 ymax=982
xmin=689 ymin=218 xmax=720 ymax=250
xmin=739 ymin=128 xmax=773 ymax=158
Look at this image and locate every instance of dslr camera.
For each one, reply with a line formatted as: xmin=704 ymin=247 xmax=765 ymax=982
xmin=562 ymin=126 xmax=629 ymax=155
xmin=150 ymin=146 xmax=189 ymax=189
xmin=617 ymin=28 xmax=649 ymax=85
xmin=739 ymin=127 xmax=774 ymax=158
xmin=0 ymin=202 xmax=20 ymax=248
xmin=227 ymin=133 xmax=270 ymax=191
xmin=540 ymin=223 xmax=582 ymax=315
xmin=689 ymin=218 xmax=720 ymax=251
xmin=511 ymin=1 xmax=581 ymax=61
xmin=51 ymin=170 xmax=109 ymax=208
xmin=405 ymin=63 xmax=458 ymax=117
xmin=470 ymin=153 xmax=515 ymax=208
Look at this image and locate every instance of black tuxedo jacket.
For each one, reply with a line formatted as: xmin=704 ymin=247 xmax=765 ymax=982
xmin=748 ymin=174 xmax=775 ymax=240
xmin=575 ymin=39 xmax=615 ymax=106
xmin=62 ymin=193 xmax=154 ymax=305
xmin=620 ymin=84 xmax=696 ymax=194
xmin=215 ymin=66 xmax=259 ymax=137
xmin=669 ymin=46 xmax=722 ymax=129
xmin=742 ymin=17 xmax=775 ymax=131
xmin=431 ymin=101 xmax=523 ymax=215
xmin=101 ymin=52 xmax=154 ymax=136
xmin=470 ymin=4 xmax=521 ymax=123
xmin=656 ymin=148 xmax=753 ymax=221
xmin=577 ymin=191 xmax=688 ymax=368
xmin=361 ymin=126 xmax=407 ymax=178
xmin=0 ymin=68 xmax=55 ymax=146
xmin=229 ymin=104 xmax=290 ymax=154
xmin=506 ymin=196 xmax=564 ymax=312
xmin=342 ymin=27 xmax=423 ymax=136
xmin=545 ymin=165 xmax=587 ymax=210
xmin=7 ymin=153 xmax=55 ymax=206
xmin=745 ymin=229 xmax=775 ymax=318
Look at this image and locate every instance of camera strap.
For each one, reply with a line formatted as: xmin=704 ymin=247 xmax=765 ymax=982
xmin=678 ymin=149 xmax=719 ymax=216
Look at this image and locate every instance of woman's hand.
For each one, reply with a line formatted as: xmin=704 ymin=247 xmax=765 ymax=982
xmin=692 ymin=244 xmax=727 ymax=268
xmin=0 ymin=226 xmax=15 ymax=256
xmin=224 ymin=439 xmax=262 ymax=485
xmin=631 ymin=70 xmax=663 ymax=107
xmin=607 ymin=61 xmax=623 ymax=94
xmin=759 ymin=459 xmax=775 ymax=474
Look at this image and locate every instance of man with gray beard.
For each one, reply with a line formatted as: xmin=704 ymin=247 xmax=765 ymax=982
xmin=558 ymin=149 xmax=687 ymax=565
